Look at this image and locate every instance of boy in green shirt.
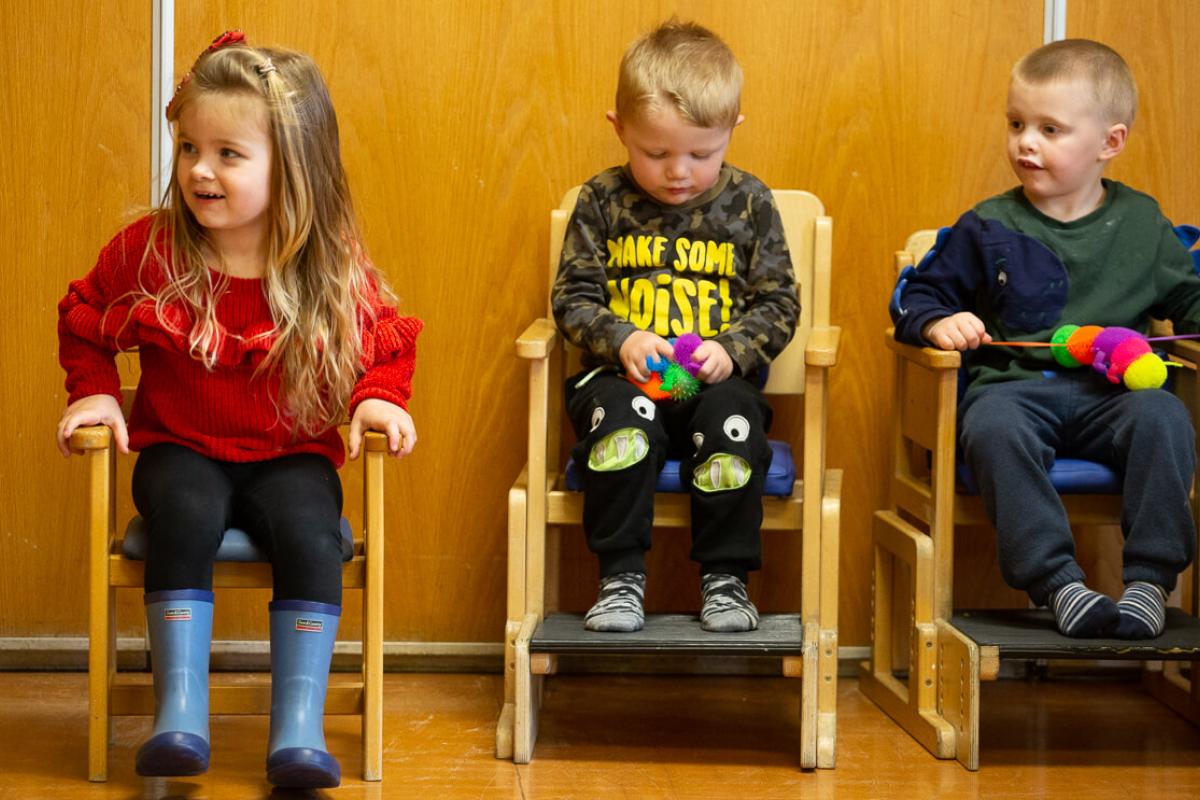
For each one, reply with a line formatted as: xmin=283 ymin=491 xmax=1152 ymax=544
xmin=892 ymin=40 xmax=1200 ymax=638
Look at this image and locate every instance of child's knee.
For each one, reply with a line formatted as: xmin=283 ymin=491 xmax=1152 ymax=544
xmin=691 ymin=451 xmax=753 ymax=492
xmin=588 ymin=427 xmax=652 ymax=471
xmin=960 ymin=399 xmax=1038 ymax=461
xmin=579 ymin=393 xmax=665 ymax=473
xmin=688 ymin=413 xmax=770 ymax=493
xmin=1129 ymin=389 xmax=1192 ymax=434
xmin=961 ymin=395 xmax=1011 ymax=441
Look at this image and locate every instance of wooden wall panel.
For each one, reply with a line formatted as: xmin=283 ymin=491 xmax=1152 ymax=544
xmin=10 ymin=1 xmax=1194 ymax=650
xmin=170 ymin=0 xmax=1041 ymax=645
xmin=1070 ymin=2 xmax=1200 ymax=225
xmin=0 ymin=0 xmax=149 ymax=636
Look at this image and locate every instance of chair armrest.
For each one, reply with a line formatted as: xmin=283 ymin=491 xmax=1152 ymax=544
xmin=1163 ymin=338 xmax=1200 ymax=364
xmin=363 ymin=430 xmax=389 ymax=453
xmin=804 ymin=326 xmax=841 ymax=367
xmin=516 ymin=318 xmax=558 ymax=360
xmin=884 ymin=328 xmax=961 ymax=369
xmin=70 ymin=425 xmax=112 ymax=452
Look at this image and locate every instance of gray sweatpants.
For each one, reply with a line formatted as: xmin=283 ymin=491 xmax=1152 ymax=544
xmin=959 ymin=372 xmax=1196 ymax=605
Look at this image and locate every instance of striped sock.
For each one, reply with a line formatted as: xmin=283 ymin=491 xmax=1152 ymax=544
xmin=700 ymin=573 xmax=759 ymax=632
xmin=1048 ymin=581 xmax=1119 ymax=638
xmin=584 ymin=572 xmax=645 ymax=632
xmin=1114 ymin=581 xmax=1169 ymax=639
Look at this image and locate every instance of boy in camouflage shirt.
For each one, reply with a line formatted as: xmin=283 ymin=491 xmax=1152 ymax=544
xmin=552 ymin=20 xmax=799 ymax=633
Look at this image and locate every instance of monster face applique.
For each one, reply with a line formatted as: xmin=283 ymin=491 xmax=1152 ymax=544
xmin=691 ymin=414 xmax=752 ymax=492
xmin=586 ymin=396 xmax=656 ymax=472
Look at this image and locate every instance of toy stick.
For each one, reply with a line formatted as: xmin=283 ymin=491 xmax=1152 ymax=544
xmin=985 ymin=341 xmax=1053 ymax=347
xmin=983 ymin=324 xmax=1184 ymax=391
xmin=986 ymin=333 xmax=1200 ymax=347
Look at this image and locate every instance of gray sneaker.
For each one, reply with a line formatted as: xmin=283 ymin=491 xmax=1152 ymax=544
xmin=700 ymin=573 xmax=759 ymax=632
xmin=584 ymin=572 xmax=646 ymax=632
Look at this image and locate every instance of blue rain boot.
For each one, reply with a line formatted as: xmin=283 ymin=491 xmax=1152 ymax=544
xmin=266 ymin=600 xmax=341 ymax=788
xmin=135 ymin=589 xmax=213 ymax=776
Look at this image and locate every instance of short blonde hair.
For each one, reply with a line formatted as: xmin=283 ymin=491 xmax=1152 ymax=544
xmin=615 ymin=20 xmax=742 ymax=129
xmin=1013 ymin=39 xmax=1138 ymax=126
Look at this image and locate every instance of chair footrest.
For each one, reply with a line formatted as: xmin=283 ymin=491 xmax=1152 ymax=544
xmin=530 ymin=613 xmax=804 ymax=656
xmin=950 ymin=608 xmax=1200 ymax=660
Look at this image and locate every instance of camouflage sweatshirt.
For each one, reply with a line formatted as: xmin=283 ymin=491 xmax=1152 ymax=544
xmin=552 ymin=164 xmax=799 ymax=376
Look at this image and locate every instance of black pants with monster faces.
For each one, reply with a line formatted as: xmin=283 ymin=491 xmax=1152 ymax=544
xmin=566 ymin=372 xmax=773 ymax=581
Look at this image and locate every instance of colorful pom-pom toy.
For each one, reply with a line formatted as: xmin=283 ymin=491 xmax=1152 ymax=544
xmin=628 ymin=333 xmax=704 ymax=401
xmin=1046 ymin=324 xmax=1169 ymax=391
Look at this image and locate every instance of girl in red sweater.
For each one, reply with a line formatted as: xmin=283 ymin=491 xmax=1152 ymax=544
xmin=55 ymin=32 xmax=419 ymax=789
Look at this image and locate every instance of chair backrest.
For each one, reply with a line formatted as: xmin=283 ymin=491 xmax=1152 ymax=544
xmin=547 ymin=186 xmax=832 ymax=396
xmin=898 ymin=229 xmax=939 ymax=273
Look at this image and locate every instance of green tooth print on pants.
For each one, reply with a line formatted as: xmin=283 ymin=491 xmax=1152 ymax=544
xmin=588 ymin=428 xmax=650 ymax=471
xmin=692 ymin=453 xmax=752 ymax=492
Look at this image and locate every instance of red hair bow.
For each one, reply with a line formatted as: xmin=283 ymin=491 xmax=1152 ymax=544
xmin=204 ymin=29 xmax=246 ymax=53
xmin=165 ymin=30 xmax=248 ymax=119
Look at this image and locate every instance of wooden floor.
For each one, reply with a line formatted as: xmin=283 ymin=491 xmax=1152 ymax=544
xmin=3 ymin=671 xmax=1200 ymax=798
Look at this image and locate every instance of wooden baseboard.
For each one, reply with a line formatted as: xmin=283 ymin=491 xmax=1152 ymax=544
xmin=7 ymin=639 xmax=1143 ymax=679
xmin=0 ymin=637 xmax=502 ymax=672
xmin=0 ymin=637 xmax=870 ymax=675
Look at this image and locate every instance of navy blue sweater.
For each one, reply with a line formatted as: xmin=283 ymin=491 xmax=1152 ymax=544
xmin=890 ymin=181 xmax=1200 ymax=393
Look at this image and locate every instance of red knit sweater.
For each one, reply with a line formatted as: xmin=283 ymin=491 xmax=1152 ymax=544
xmin=58 ymin=216 xmax=422 ymax=467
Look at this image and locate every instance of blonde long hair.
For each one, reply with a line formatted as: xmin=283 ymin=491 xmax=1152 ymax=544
xmin=141 ymin=39 xmax=392 ymax=436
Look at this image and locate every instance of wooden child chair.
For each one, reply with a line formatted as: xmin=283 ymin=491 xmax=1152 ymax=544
xmin=70 ymin=372 xmax=387 ymax=782
xmin=859 ymin=229 xmax=1200 ymax=770
xmin=494 ymin=187 xmax=842 ymax=769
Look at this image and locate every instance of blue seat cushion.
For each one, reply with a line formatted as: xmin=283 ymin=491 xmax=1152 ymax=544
xmin=121 ymin=516 xmax=355 ymax=562
xmin=956 ymin=457 xmax=1120 ymax=496
xmin=564 ymin=439 xmax=796 ymax=497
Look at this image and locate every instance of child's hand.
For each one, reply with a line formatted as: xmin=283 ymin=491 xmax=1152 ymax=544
xmin=694 ymin=340 xmax=734 ymax=384
xmin=619 ymin=331 xmax=674 ymax=383
xmin=922 ymin=313 xmax=992 ymax=351
xmin=56 ymin=394 xmax=128 ymax=457
xmin=349 ymin=398 xmax=417 ymax=459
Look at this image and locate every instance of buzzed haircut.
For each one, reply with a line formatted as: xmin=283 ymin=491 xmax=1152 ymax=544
xmin=1014 ymin=39 xmax=1138 ymax=126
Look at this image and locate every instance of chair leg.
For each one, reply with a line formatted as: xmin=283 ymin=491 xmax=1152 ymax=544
xmin=107 ymin=590 xmax=117 ymax=746
xmin=513 ymin=614 xmax=540 ymax=764
xmin=816 ymin=471 xmax=842 ymax=769
xmin=798 ymin=622 xmax=819 ymax=768
xmin=1143 ymin=660 xmax=1200 ymax=725
xmin=362 ymin=584 xmax=383 ymax=781
xmin=816 ymin=628 xmax=838 ymax=768
xmin=858 ymin=511 xmax=956 ymax=759
xmin=497 ymin=475 xmax=528 ymax=760
xmin=936 ymin=620 xmax=981 ymax=771
xmin=362 ymin=445 xmax=385 ymax=782
xmin=88 ymin=586 xmax=114 ymax=782
xmin=88 ymin=441 xmax=116 ymax=783
xmin=496 ymin=620 xmax=521 ymax=759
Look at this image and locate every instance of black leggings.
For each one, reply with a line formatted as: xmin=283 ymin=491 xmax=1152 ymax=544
xmin=132 ymin=443 xmax=345 ymax=605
